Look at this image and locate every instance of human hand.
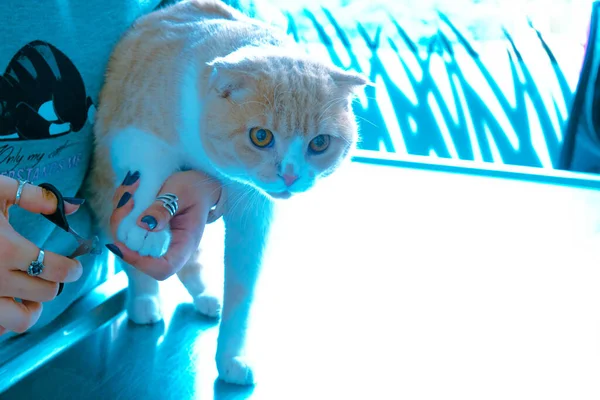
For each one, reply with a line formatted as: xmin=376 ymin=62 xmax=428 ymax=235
xmin=0 ymin=177 xmax=84 ymax=335
xmin=106 ymin=170 xmax=221 ymax=281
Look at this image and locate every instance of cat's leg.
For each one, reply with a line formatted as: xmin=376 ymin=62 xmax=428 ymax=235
xmin=122 ymin=262 xmax=163 ymax=324
xmin=177 ymin=246 xmax=222 ymax=318
xmin=110 ymin=127 xmax=179 ymax=324
xmin=110 ymin=126 xmax=180 ymax=258
xmin=216 ymin=189 xmax=274 ymax=385
xmin=99 ymin=228 xmax=163 ymax=324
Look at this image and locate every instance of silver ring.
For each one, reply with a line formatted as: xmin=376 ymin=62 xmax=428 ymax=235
xmin=15 ymin=179 xmax=29 ymax=206
xmin=27 ymin=249 xmax=45 ymax=277
xmin=156 ymin=193 xmax=179 ymax=217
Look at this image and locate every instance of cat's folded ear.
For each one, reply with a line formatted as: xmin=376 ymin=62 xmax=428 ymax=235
xmin=207 ymin=55 xmax=258 ymax=102
xmin=328 ymin=67 xmax=372 ymax=94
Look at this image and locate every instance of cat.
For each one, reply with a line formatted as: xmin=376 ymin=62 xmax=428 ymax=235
xmin=86 ymin=0 xmax=367 ymax=385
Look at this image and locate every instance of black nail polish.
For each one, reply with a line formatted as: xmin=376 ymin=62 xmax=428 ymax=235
xmin=105 ymin=244 xmax=123 ymax=259
xmin=116 ymin=192 xmax=131 ymax=208
xmin=120 ymin=171 xmax=131 ymax=186
xmin=122 ymin=171 xmax=140 ymax=186
xmin=141 ymin=215 xmax=158 ymax=230
xmin=57 ymin=283 xmax=64 ymax=296
xmin=64 ymin=197 xmax=86 ymax=205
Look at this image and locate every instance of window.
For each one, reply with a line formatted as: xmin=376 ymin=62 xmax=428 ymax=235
xmin=242 ymin=0 xmax=594 ymax=177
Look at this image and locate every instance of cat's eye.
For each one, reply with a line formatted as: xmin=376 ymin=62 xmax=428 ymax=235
xmin=309 ymin=134 xmax=330 ymax=154
xmin=249 ymin=127 xmax=274 ymax=148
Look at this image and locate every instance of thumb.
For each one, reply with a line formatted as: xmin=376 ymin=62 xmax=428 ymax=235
xmin=136 ymin=189 xmax=184 ymax=233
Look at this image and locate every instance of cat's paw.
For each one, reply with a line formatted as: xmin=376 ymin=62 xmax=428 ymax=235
xmin=193 ymin=293 xmax=222 ymax=318
xmin=117 ymin=216 xmax=171 ymax=258
xmin=127 ymin=295 xmax=163 ymax=324
xmin=217 ymin=356 xmax=256 ymax=385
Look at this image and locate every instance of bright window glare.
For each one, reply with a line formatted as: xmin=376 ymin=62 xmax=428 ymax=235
xmin=255 ymin=0 xmax=593 ymax=42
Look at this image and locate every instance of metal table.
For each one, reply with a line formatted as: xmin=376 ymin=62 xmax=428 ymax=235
xmin=2 ymin=161 xmax=600 ymax=399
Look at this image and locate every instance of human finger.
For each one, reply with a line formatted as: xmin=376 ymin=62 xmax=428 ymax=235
xmin=106 ymin=196 xmax=209 ymax=280
xmin=112 ymin=170 xmax=141 ymax=208
xmin=11 ymin=241 xmax=83 ymax=283
xmin=0 ymin=271 xmax=60 ymax=302
xmin=109 ymin=170 xmax=141 ymax=238
xmin=136 ymin=170 xmax=220 ymax=232
xmin=0 ymin=177 xmax=81 ymax=216
xmin=0 ymin=298 xmax=42 ymax=333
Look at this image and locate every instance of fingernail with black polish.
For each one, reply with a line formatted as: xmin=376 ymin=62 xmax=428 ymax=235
xmin=105 ymin=244 xmax=123 ymax=259
xmin=57 ymin=283 xmax=64 ymax=296
xmin=122 ymin=171 xmax=140 ymax=186
xmin=117 ymin=192 xmax=132 ymax=208
xmin=64 ymin=197 xmax=86 ymax=205
xmin=141 ymin=215 xmax=158 ymax=230
xmin=120 ymin=171 xmax=131 ymax=186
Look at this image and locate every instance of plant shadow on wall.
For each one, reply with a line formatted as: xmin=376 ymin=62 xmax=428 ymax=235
xmin=276 ymin=5 xmax=574 ymax=169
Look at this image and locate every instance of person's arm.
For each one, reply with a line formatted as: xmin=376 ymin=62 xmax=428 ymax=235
xmin=105 ymin=170 xmax=221 ymax=280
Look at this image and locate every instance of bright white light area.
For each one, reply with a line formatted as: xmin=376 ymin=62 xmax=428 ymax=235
xmin=257 ymin=164 xmax=600 ymax=399
xmin=159 ymin=163 xmax=600 ymax=399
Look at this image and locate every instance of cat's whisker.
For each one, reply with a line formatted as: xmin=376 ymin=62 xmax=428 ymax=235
xmin=186 ymin=175 xmax=219 ymax=185
xmin=317 ymin=97 xmax=347 ymax=122
xmin=272 ymin=82 xmax=286 ymax=112
xmin=318 ymin=96 xmax=341 ymax=113
xmin=246 ymin=111 xmax=270 ymax=120
xmin=319 ymin=95 xmax=344 ymax=111
xmin=229 ymin=186 xmax=252 ymax=217
xmin=262 ymin=92 xmax=274 ymax=111
xmin=186 ymin=179 xmax=239 ymax=212
xmin=187 ymin=177 xmax=227 ymax=192
xmin=355 ymin=114 xmax=378 ymax=128
xmin=251 ymin=192 xmax=265 ymax=229
xmin=317 ymin=115 xmax=336 ymax=127
xmin=238 ymin=190 xmax=256 ymax=227
xmin=239 ymin=190 xmax=256 ymax=229
xmin=335 ymin=135 xmax=354 ymax=146
xmin=238 ymin=100 xmax=269 ymax=109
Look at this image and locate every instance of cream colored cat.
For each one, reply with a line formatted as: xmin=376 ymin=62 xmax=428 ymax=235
xmin=87 ymin=0 xmax=366 ymax=385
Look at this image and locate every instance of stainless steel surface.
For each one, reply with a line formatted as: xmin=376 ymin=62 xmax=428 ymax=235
xmin=0 ymin=272 xmax=254 ymax=400
xmin=0 ymin=272 xmax=128 ymax=394
xmin=2 ymin=163 xmax=600 ymax=399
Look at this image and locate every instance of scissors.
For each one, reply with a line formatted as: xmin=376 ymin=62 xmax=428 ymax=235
xmin=37 ymin=183 xmax=103 ymax=294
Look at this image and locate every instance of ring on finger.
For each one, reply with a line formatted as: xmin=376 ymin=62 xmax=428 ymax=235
xmin=27 ymin=249 xmax=45 ymax=277
xmin=156 ymin=193 xmax=179 ymax=217
xmin=15 ymin=179 xmax=30 ymax=206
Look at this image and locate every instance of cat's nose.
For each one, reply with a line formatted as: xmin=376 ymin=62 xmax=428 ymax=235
xmin=280 ymin=173 xmax=298 ymax=187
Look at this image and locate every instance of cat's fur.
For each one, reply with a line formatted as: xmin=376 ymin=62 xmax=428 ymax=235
xmin=87 ymin=0 xmax=366 ymax=385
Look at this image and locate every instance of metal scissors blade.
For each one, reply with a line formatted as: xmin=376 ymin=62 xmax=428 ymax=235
xmin=68 ymin=229 xmax=101 ymax=258
xmin=37 ymin=183 xmax=102 ymax=258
